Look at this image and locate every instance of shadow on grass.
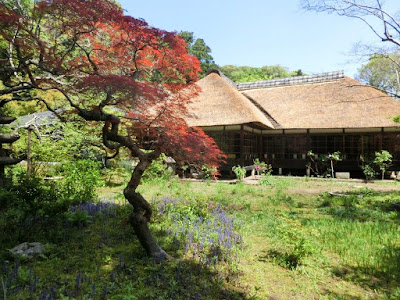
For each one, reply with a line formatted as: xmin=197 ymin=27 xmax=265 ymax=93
xmin=0 ymin=204 xmax=250 ymax=300
xmin=318 ymin=191 xmax=400 ymax=223
xmin=257 ymin=250 xmax=301 ymax=270
xmin=320 ymin=290 xmax=363 ymax=300
xmin=331 ymin=261 xmax=400 ymax=297
xmin=322 ymin=206 xmax=397 ymax=222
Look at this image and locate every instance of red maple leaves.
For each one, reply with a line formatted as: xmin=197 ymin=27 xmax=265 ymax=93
xmin=0 ymin=0 xmax=225 ymax=171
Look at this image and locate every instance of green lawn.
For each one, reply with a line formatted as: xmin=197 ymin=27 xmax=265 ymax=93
xmin=1 ymin=176 xmax=400 ymax=299
xmin=136 ymin=178 xmax=400 ymax=299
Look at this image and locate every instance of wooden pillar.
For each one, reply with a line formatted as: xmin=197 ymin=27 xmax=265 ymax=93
xmin=306 ymin=129 xmax=311 ymax=152
xmin=361 ymin=135 xmax=364 ymax=159
xmin=282 ymin=129 xmax=286 ymax=161
xmin=342 ymin=129 xmax=346 ymax=159
xmin=240 ymin=125 xmax=244 ymax=166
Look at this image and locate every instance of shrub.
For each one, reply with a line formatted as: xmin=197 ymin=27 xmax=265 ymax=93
xmin=57 ymin=159 xmax=103 ymax=206
xmin=0 ymin=160 xmax=103 ymax=246
xmin=232 ymin=165 xmax=246 ymax=181
xmin=307 ymin=150 xmax=342 ymax=178
xmin=374 ymin=150 xmax=392 ymax=180
xmin=361 ymin=164 xmax=377 ymax=180
xmin=253 ymin=158 xmax=272 ymax=175
xmin=142 ymin=154 xmax=172 ymax=182
xmin=201 ymin=165 xmax=219 ymax=180
xmin=268 ymin=220 xmax=313 ymax=270
xmin=0 ymin=174 xmax=61 ymax=245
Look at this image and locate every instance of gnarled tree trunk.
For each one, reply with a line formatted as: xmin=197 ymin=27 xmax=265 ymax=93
xmin=124 ymin=157 xmax=168 ymax=261
xmin=0 ymin=115 xmax=25 ymax=187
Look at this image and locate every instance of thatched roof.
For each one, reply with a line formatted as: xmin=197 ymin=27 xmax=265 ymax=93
xmin=243 ymin=76 xmax=400 ymax=129
xmin=188 ymin=70 xmax=400 ymax=130
xmin=186 ymin=71 xmax=275 ymax=129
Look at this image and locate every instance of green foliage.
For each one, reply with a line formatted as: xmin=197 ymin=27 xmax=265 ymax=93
xmin=64 ymin=210 xmax=92 ymax=227
xmin=313 ymin=191 xmax=400 ymax=278
xmin=361 ymin=163 xmax=377 ymax=180
xmin=374 ymin=150 xmax=392 ymax=179
xmin=142 ymin=154 xmax=172 ymax=182
xmin=220 ymin=64 xmax=305 ymax=83
xmin=307 ymin=150 xmax=342 ymax=178
xmin=359 ymin=151 xmax=393 ymax=180
xmin=357 ymin=52 xmax=400 ymax=97
xmin=259 ymin=174 xmax=292 ymax=189
xmin=253 ymin=158 xmax=272 ymax=175
xmin=2 ymin=177 xmax=400 ymax=299
xmin=0 ymin=160 xmax=102 ymax=246
xmin=19 ymin=122 xmax=104 ymax=164
xmin=231 ymin=165 xmax=246 ymax=181
xmin=0 ymin=186 xmax=244 ymax=300
xmin=268 ymin=236 xmax=311 ymax=270
xmin=179 ymin=31 xmax=218 ymax=77
xmin=201 ymin=164 xmax=219 ymax=180
xmin=154 ymin=197 xmax=211 ymax=223
xmin=0 ymin=174 xmax=61 ymax=245
xmin=57 ymin=160 xmax=103 ymax=206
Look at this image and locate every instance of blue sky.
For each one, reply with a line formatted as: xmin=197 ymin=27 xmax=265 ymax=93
xmin=118 ymin=0 xmax=399 ymax=78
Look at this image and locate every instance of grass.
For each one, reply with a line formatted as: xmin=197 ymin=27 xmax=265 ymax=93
xmin=1 ymin=174 xmax=400 ymax=299
xmin=135 ymin=177 xmax=400 ymax=299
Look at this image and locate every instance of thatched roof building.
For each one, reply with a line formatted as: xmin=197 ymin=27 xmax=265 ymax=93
xmin=189 ymin=70 xmax=400 ymax=131
xmin=187 ymin=70 xmax=400 ymax=176
xmin=242 ymin=75 xmax=400 ymax=130
xmin=186 ymin=72 xmax=274 ymax=129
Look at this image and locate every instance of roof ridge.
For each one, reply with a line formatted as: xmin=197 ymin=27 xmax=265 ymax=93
xmin=242 ymin=92 xmax=282 ymax=129
xmin=206 ymin=69 xmax=238 ymax=88
xmin=236 ymin=70 xmax=345 ymax=90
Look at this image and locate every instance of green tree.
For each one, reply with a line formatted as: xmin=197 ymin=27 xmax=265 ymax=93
xmin=179 ymin=31 xmax=218 ymax=77
xmin=357 ymin=52 xmax=400 ymax=97
xmin=374 ymin=150 xmax=392 ymax=180
xmin=220 ymin=65 xmax=303 ymax=83
xmin=0 ymin=0 xmax=224 ymax=260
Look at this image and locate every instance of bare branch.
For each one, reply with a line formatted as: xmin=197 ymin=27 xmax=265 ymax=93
xmin=302 ymin=0 xmax=400 ymax=47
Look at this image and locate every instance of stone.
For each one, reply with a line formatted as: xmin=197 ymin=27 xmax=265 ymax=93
xmin=335 ymin=172 xmax=350 ymax=179
xmin=9 ymin=242 xmax=46 ymax=258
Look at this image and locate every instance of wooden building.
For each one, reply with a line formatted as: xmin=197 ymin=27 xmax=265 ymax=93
xmin=186 ymin=70 xmax=400 ymax=176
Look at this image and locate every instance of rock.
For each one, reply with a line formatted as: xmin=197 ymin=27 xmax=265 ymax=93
xmin=9 ymin=242 xmax=46 ymax=258
xmin=335 ymin=172 xmax=350 ymax=179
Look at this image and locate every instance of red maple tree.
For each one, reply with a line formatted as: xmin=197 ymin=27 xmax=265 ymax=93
xmin=0 ymin=0 xmax=225 ymax=259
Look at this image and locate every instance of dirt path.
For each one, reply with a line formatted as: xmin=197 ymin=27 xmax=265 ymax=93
xmin=238 ymin=175 xmax=400 ymax=195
